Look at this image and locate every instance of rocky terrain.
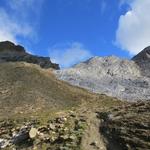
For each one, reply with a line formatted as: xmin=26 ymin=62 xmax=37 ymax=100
xmin=0 ymin=41 xmax=59 ymax=69
xmin=0 ymin=41 xmax=150 ymax=149
xmin=98 ymin=101 xmax=150 ymax=150
xmin=0 ymin=110 xmax=88 ymax=149
xmin=55 ymin=47 xmax=150 ymax=101
xmin=0 ymin=100 xmax=149 ymax=150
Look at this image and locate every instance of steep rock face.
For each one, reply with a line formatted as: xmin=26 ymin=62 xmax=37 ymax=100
xmin=0 ymin=41 xmax=60 ymax=69
xmin=132 ymin=46 xmax=150 ymax=77
xmin=55 ymin=55 xmax=150 ymax=101
xmin=74 ymin=56 xmax=141 ymax=78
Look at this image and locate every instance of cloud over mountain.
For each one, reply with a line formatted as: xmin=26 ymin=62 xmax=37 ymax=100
xmin=116 ymin=0 xmax=150 ymax=55
xmin=49 ymin=42 xmax=92 ymax=68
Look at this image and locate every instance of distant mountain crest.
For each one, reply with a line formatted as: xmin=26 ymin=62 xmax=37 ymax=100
xmin=0 ymin=41 xmax=26 ymax=53
xmin=0 ymin=41 xmax=59 ymax=69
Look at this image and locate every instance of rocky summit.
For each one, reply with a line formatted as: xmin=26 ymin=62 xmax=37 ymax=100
xmin=132 ymin=46 xmax=150 ymax=77
xmin=55 ymin=47 xmax=150 ymax=101
xmin=0 ymin=41 xmax=59 ymax=69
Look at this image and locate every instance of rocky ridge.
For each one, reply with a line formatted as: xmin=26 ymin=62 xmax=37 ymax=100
xmin=0 ymin=41 xmax=59 ymax=69
xmin=55 ymin=47 xmax=150 ymax=101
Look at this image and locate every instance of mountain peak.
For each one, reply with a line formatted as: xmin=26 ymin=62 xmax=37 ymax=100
xmin=132 ymin=46 xmax=150 ymax=77
xmin=0 ymin=41 xmax=26 ymax=54
xmin=132 ymin=46 xmax=150 ymax=61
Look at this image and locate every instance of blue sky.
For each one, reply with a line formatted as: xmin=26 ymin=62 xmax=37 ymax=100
xmin=0 ymin=0 xmax=150 ymax=68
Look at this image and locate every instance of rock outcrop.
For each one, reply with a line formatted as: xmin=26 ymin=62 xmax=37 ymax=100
xmin=132 ymin=46 xmax=150 ymax=77
xmin=55 ymin=49 xmax=150 ymax=101
xmin=0 ymin=41 xmax=60 ymax=69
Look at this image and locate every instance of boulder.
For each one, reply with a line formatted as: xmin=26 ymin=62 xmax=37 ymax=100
xmin=29 ymin=128 xmax=38 ymax=139
xmin=12 ymin=127 xmax=29 ymax=145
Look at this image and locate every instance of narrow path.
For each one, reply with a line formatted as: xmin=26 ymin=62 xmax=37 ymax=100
xmin=80 ymin=111 xmax=107 ymax=150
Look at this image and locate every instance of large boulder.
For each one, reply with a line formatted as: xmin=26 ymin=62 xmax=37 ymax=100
xmin=12 ymin=127 xmax=30 ymax=145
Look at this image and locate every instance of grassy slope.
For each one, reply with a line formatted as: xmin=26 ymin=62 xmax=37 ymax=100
xmin=0 ymin=62 xmax=122 ymax=120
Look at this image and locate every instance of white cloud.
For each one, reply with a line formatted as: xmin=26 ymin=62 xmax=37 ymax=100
xmin=116 ymin=0 xmax=150 ymax=55
xmin=0 ymin=9 xmax=32 ymax=43
xmin=49 ymin=42 xmax=92 ymax=68
xmin=0 ymin=0 xmax=44 ymax=43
